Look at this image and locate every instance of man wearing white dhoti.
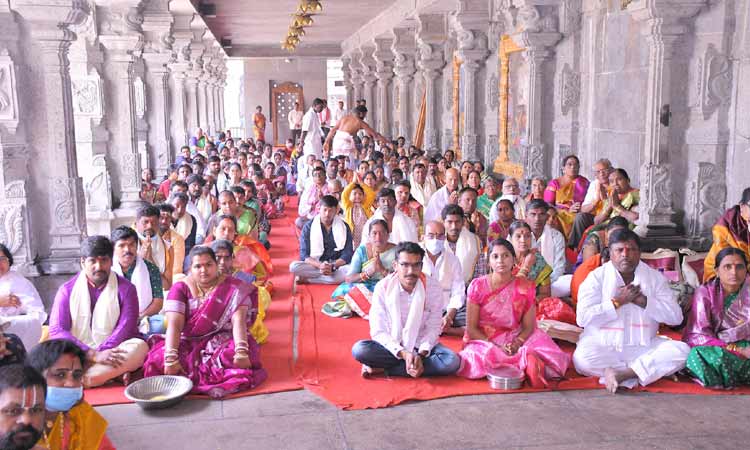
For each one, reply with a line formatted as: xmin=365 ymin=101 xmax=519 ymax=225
xmin=0 ymin=244 xmax=46 ymax=350
xmin=323 ymin=105 xmax=387 ymax=159
xmin=573 ymin=229 xmax=689 ymax=393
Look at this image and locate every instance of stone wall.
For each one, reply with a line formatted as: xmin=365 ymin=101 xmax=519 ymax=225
xmin=243 ymin=57 xmax=329 ymax=144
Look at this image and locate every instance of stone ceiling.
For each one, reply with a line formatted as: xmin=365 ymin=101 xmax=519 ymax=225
xmin=195 ymin=0 xmax=399 ymax=58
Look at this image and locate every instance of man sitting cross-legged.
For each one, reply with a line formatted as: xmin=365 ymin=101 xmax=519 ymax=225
xmin=291 ymin=195 xmax=353 ymax=284
xmin=110 ymin=226 xmax=164 ymax=333
xmin=420 ymin=220 xmax=466 ymax=337
xmin=573 ymin=229 xmax=689 ymax=393
xmin=49 ymin=236 xmax=148 ymax=388
xmin=352 ymin=242 xmax=461 ymax=378
xmin=362 ymin=188 xmax=418 ymax=246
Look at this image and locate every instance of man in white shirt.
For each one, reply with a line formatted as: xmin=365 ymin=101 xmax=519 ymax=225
xmin=570 ymin=158 xmax=614 ymax=249
xmin=526 ymin=199 xmax=568 ymax=294
xmin=352 ymin=242 xmax=461 ymax=378
xmin=288 ymin=102 xmax=304 ymax=145
xmin=443 ymin=204 xmax=482 ymax=283
xmin=362 ymin=188 xmax=418 ymax=245
xmin=573 ymin=229 xmax=689 ymax=393
xmin=501 ymin=177 xmax=527 ymax=220
xmin=424 ymin=167 xmax=460 ymax=224
xmin=299 ymin=98 xmax=325 ymax=159
xmin=420 ymin=221 xmax=466 ymax=336
xmin=331 ymin=100 xmax=346 ymax=127
xmin=409 ymin=163 xmax=436 ymax=208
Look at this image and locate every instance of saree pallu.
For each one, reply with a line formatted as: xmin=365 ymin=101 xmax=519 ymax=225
xmin=477 ymin=194 xmax=498 ymax=219
xmin=513 ymin=253 xmax=575 ymax=324
xmin=43 ymin=401 xmax=114 ymax=450
xmin=144 ymin=277 xmax=267 ymax=398
xmin=543 ymin=176 xmax=589 ymax=239
xmin=487 ymin=221 xmax=512 ymax=247
xmin=704 ymin=205 xmax=750 ymax=282
xmin=457 ymin=277 xmax=570 ymax=381
xmin=325 ymin=245 xmax=396 ymax=318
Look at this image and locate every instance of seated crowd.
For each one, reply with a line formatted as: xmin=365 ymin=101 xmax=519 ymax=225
xmin=1 ymin=107 xmax=750 ymax=449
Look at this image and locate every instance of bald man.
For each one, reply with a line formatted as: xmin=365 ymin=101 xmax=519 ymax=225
xmin=420 ymin=221 xmax=466 ymax=337
xmin=424 ymin=167 xmax=460 ymax=224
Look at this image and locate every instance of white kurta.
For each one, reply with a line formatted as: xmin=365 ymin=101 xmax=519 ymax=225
xmin=420 ymin=247 xmax=465 ymax=311
xmin=301 ymin=107 xmax=323 ymax=158
xmin=532 ymin=225 xmax=566 ymax=282
xmin=573 ymin=261 xmax=689 ymax=388
xmin=410 ymin=177 xmax=437 ymax=208
xmin=423 ymin=186 xmax=452 ymax=224
xmin=0 ymin=270 xmax=46 ymax=349
xmin=361 ymin=209 xmax=419 ymax=245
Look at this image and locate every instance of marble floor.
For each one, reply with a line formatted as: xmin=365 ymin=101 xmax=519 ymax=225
xmin=96 ymin=387 xmax=749 ymax=450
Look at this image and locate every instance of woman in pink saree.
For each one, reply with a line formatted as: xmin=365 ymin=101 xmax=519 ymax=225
xmin=544 ymin=155 xmax=589 ymax=239
xmin=458 ymin=239 xmax=570 ymax=388
xmin=144 ymin=246 xmax=267 ymax=398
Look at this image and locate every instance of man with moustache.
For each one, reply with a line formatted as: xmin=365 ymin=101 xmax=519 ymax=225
xmin=352 ymin=242 xmax=460 ymax=378
xmin=361 ymin=188 xmax=418 ymax=245
xmin=110 ymin=226 xmax=164 ymax=326
xmin=135 ymin=205 xmax=181 ymax=290
xmin=48 ymin=236 xmax=147 ymax=387
xmin=0 ymin=364 xmax=47 ymax=450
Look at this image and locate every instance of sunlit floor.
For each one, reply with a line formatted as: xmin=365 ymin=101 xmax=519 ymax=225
xmin=96 ymin=387 xmax=749 ymax=450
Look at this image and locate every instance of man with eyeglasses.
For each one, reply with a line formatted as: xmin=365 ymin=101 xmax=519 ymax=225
xmin=352 ymin=242 xmax=460 ymax=378
xmin=0 ymin=364 xmax=47 ymax=450
xmin=420 ymin=221 xmax=466 ymax=337
xmin=570 ymin=158 xmax=614 ymax=249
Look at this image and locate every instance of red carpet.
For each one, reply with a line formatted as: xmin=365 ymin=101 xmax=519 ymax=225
xmin=294 ymin=284 xmax=750 ymax=410
xmin=86 ymin=198 xmax=302 ymax=406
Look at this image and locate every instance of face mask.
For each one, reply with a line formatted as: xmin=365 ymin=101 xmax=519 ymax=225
xmin=503 ymin=194 xmax=518 ymax=203
xmin=425 ymin=238 xmax=445 ymax=255
xmin=46 ymin=386 xmax=83 ymax=412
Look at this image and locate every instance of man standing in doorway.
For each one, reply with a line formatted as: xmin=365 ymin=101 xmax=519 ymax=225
xmin=288 ymin=101 xmax=304 ymax=145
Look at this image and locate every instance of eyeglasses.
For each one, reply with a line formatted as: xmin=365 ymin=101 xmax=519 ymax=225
xmin=0 ymin=256 xmax=8 ymax=263
xmin=1 ymin=405 xmax=46 ymax=418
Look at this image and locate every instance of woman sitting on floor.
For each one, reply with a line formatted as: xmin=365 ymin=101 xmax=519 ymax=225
xmin=144 ymin=246 xmax=267 ymax=398
xmin=28 ymin=339 xmax=115 ymax=450
xmin=703 ymin=188 xmax=750 ymax=282
xmin=0 ymin=243 xmax=46 ymax=350
xmin=683 ymin=247 xmax=750 ymax=388
xmin=324 ymin=220 xmax=396 ymax=318
xmin=592 ymin=168 xmax=639 ymax=227
xmin=457 ymin=238 xmax=570 ymax=388
xmin=508 ymin=221 xmax=553 ymax=300
xmin=487 ymin=199 xmax=515 ymax=246
xmin=341 ymin=182 xmax=376 ymax=249
xmin=543 ymin=155 xmax=590 ymax=240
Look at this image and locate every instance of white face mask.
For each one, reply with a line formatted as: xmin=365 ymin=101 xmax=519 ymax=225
xmin=425 ymin=238 xmax=445 ymax=255
xmin=503 ymin=194 xmax=518 ymax=203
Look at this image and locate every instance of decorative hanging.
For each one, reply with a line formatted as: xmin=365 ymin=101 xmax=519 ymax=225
xmin=280 ymin=1 xmax=323 ymax=52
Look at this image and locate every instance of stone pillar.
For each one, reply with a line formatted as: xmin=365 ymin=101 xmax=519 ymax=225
xmin=68 ymin=12 xmax=114 ymax=237
xmin=184 ymin=71 xmax=200 ymax=135
xmin=341 ymin=56 xmax=354 ymax=110
xmin=391 ymin=27 xmax=417 ymax=143
xmin=197 ymin=71 xmax=209 ymax=133
xmin=142 ymin=0 xmax=174 ymax=176
xmin=359 ymin=46 xmax=377 ymax=130
xmin=167 ymin=12 xmax=193 ymax=154
xmin=629 ymin=0 xmax=707 ymax=238
xmin=454 ymin=0 xmax=490 ymax=161
xmin=417 ymin=14 xmax=448 ymax=153
xmin=217 ymin=70 xmax=226 ymax=131
xmin=373 ymin=37 xmax=394 ymax=137
xmin=185 ymin=24 xmax=206 ymax=135
xmin=10 ymin=1 xmax=89 ymax=274
xmin=351 ymin=51 xmax=365 ymax=105
xmin=98 ymin=2 xmax=146 ymax=213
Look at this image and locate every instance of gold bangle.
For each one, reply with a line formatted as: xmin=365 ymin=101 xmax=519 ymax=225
xmin=727 ymin=343 xmax=738 ymax=352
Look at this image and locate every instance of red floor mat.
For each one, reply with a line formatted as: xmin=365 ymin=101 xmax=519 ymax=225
xmin=86 ymin=197 xmax=302 ymax=406
xmin=294 ymin=283 xmax=750 ymax=410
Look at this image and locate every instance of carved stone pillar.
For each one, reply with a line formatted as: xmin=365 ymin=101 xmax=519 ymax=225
xmin=185 ymin=24 xmax=206 ymax=135
xmin=350 ymin=50 xmax=364 ymax=105
xmin=391 ymin=27 xmax=417 ymax=144
xmin=184 ymin=72 xmax=200 ymax=134
xmin=341 ymin=56 xmax=354 ymax=110
xmin=217 ymin=70 xmax=226 ymax=131
xmin=373 ymin=38 xmax=394 ymax=137
xmin=417 ymin=14 xmax=447 ymax=152
xmin=454 ymin=0 xmax=490 ymax=161
xmin=167 ymin=12 xmax=193 ymax=154
xmin=69 ymin=11 xmax=114 ymax=236
xmin=98 ymin=3 xmax=146 ymax=213
xmin=197 ymin=72 xmax=209 ymax=133
xmin=142 ymin=1 xmax=174 ymax=175
xmin=10 ymin=1 xmax=89 ymax=274
xmin=629 ymin=0 xmax=707 ymax=237
xmin=359 ymin=46 xmax=377 ymax=130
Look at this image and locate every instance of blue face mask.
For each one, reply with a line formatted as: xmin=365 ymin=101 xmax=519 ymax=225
xmin=46 ymin=386 xmax=83 ymax=412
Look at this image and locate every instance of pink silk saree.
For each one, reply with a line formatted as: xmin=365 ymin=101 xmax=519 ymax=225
xmin=458 ymin=276 xmax=570 ymax=380
xmin=144 ymin=276 xmax=267 ymax=398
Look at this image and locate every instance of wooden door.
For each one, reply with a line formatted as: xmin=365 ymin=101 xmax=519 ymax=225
xmin=271 ymin=82 xmax=304 ymax=146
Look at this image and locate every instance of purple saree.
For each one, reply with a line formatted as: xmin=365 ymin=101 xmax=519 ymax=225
xmin=144 ymin=276 xmax=267 ymax=398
